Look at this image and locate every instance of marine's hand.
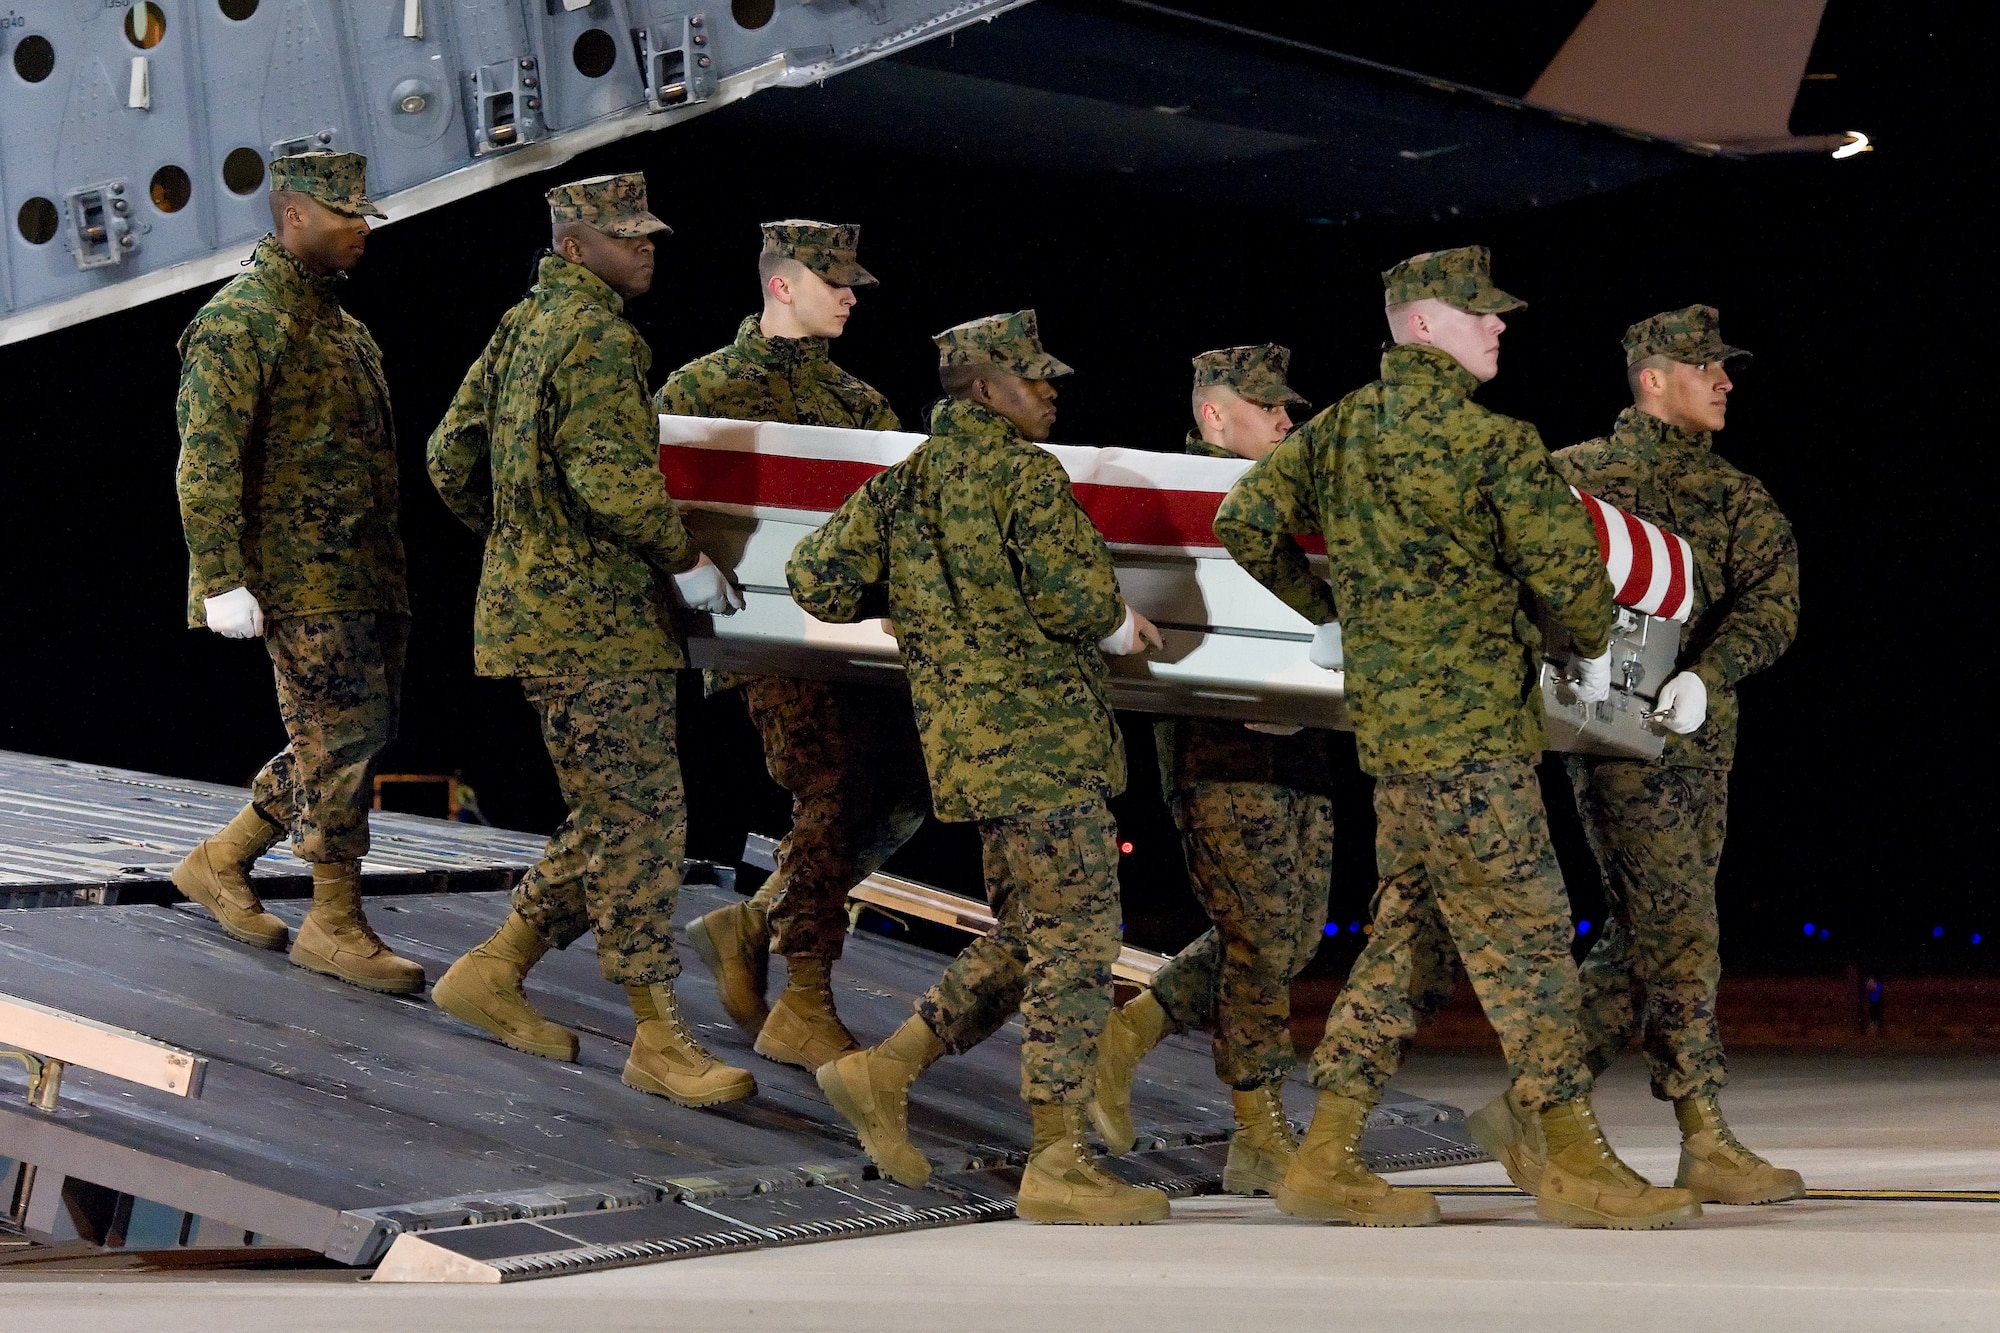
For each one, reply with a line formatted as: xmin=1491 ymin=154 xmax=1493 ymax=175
xmin=1308 ymin=621 xmax=1343 ymax=670
xmin=1648 ymin=670 xmax=1708 ymax=735
xmin=1098 ymin=604 xmax=1161 ymax=656
xmin=671 ymin=554 xmax=744 ymax=615
xmin=203 ymin=586 xmax=264 ymax=639
xmin=1569 ymin=650 xmax=1613 ymax=704
xmin=1245 ymin=722 xmax=1304 ymax=737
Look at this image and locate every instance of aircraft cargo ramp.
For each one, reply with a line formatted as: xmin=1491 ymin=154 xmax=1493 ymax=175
xmin=0 ymin=754 xmax=1485 ymax=1282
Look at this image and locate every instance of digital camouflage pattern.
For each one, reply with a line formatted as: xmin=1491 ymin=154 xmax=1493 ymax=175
xmin=786 ymin=396 xmax=1128 ymax=821
xmin=1191 ymin=343 xmax=1309 ymax=407
xmin=1622 ymin=304 xmax=1750 ymax=367
xmin=1156 ymin=716 xmax=1335 ymax=796
xmin=267 ymin=151 xmax=384 ymax=218
xmin=176 ymin=236 xmax=407 ymax=627
xmin=932 ymin=309 xmax=1074 ymax=379
xmin=1566 ymin=758 xmax=1728 ymax=1102
xmin=740 ymin=676 xmax=930 ymax=960
xmin=1215 ymin=342 xmax=1614 ymax=777
xmin=654 ymin=309 xmax=920 ymax=933
xmin=654 ymin=315 xmax=900 ymax=438
xmin=507 ymin=671 xmax=687 ymax=985
xmin=1311 ymin=757 xmax=1591 ymax=1112
xmin=1147 ymin=781 xmax=1332 ymax=1088
xmin=761 ymin=219 xmax=877 ymax=289
xmin=1379 ymin=245 xmax=1525 ymax=313
xmin=1552 ymin=406 xmax=1800 ymax=770
xmin=249 ymin=611 xmax=407 ymax=863
xmin=917 ymin=797 xmax=1123 ymax=1104
xmin=545 ymin=172 xmax=671 ymax=236
xmin=429 ymin=255 xmax=700 ymax=678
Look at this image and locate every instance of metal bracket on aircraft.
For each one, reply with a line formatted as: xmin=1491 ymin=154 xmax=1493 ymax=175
xmin=470 ymin=55 xmax=549 ymax=155
xmin=61 ymin=182 xmax=138 ymax=272
xmin=638 ymin=16 xmax=719 ymax=113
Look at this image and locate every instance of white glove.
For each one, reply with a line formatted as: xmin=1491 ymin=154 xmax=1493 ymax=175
xmin=1098 ymin=605 xmax=1163 ymax=656
xmin=1650 ymin=670 xmax=1708 ymax=735
xmin=1308 ymin=621 xmax=1343 ymax=670
xmin=671 ymin=554 xmax=744 ymax=615
xmin=1245 ymin=722 xmax=1304 ymax=737
xmin=203 ymin=586 xmax=264 ymax=638
xmin=1569 ymin=650 xmax=1612 ymax=704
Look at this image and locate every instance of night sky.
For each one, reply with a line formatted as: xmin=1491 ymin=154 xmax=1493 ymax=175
xmin=1 ymin=1 xmax=1988 ymax=975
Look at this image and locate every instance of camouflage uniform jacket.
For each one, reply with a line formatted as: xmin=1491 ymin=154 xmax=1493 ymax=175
xmin=1159 ymin=431 xmax=1334 ymax=794
xmin=653 ymin=315 xmax=900 ymax=431
xmin=1552 ymin=407 xmax=1799 ymax=769
xmin=786 ymin=397 xmax=1128 ymax=821
xmin=1214 ymin=343 xmax=1613 ymax=777
xmin=175 ymin=235 xmax=406 ymax=627
xmin=428 ymin=255 xmax=700 ymax=679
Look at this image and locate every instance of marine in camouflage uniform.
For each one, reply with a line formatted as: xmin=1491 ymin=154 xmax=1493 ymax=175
xmin=1089 ymin=345 xmax=1334 ymax=1197
xmin=1549 ymin=306 xmax=1804 ymax=1205
xmin=790 ymin=312 xmax=1170 ymax=1224
xmin=170 ymin=151 xmax=424 ymax=995
xmin=655 ymin=221 xmax=931 ymax=1074
xmin=1217 ymin=248 xmax=1699 ymax=1229
xmin=427 ymin=173 xmax=753 ymax=1108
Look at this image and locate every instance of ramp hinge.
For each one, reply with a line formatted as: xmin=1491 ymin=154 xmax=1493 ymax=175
xmin=634 ymin=15 xmax=716 ymax=113
xmin=470 ymin=56 xmax=546 ymax=154
xmin=62 ymin=182 xmax=136 ymax=271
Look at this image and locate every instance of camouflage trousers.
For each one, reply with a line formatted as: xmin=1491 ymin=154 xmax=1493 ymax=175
xmin=1311 ymin=757 xmax=1591 ymax=1113
xmin=250 ymin=611 xmax=407 ymax=864
xmin=1149 ymin=782 xmax=1332 ymax=1089
xmin=740 ymin=676 xmax=929 ymax=961
xmin=509 ymin=671 xmax=684 ymax=986
xmin=1567 ymin=757 xmax=1729 ymax=1102
xmin=917 ymin=797 xmax=1122 ymax=1105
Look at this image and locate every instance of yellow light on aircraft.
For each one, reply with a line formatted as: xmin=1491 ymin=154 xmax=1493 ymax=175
xmin=1832 ymin=131 xmax=1872 ymax=159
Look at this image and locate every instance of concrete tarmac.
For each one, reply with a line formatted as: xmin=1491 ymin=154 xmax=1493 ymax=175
xmin=4 ymin=1052 xmax=1996 ymax=1332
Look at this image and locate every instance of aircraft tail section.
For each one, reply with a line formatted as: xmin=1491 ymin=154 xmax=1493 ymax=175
xmin=1526 ymin=0 xmax=1841 ymax=152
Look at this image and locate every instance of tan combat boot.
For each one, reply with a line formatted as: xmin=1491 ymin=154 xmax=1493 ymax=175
xmin=685 ymin=896 xmax=771 ymax=1037
xmin=1087 ymin=989 xmax=1171 ymax=1155
xmin=432 ymin=912 xmax=579 ymax=1061
xmin=1272 ymin=1091 xmax=1441 ymax=1226
xmin=754 ymin=956 xmax=861 ymax=1071
xmin=1017 ymin=1103 xmax=1172 ymax=1225
xmin=170 ymin=804 xmax=288 ymax=950
xmin=622 ymin=981 xmax=757 ymax=1107
xmin=1674 ymin=1094 xmax=1805 ymax=1205
xmin=816 ymin=1014 xmax=945 ymax=1187
xmin=1465 ymin=1087 xmax=1543 ymax=1192
xmin=1222 ymin=1084 xmax=1298 ymax=1196
xmin=290 ymin=863 xmax=426 ymax=994
xmin=1531 ymin=1097 xmax=1702 ymax=1229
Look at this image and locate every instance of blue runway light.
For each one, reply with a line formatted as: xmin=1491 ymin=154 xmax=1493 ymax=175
xmin=1324 ymin=922 xmax=1339 ymax=936
xmin=1818 ymin=928 xmax=1831 ymax=940
xmin=1933 ymin=926 xmax=1946 ymax=939
xmin=1576 ymin=920 xmax=1592 ymax=935
xmin=1349 ymin=922 xmax=1361 ymax=933
xmin=1974 ymin=934 xmax=1984 ymax=945
xmin=1803 ymin=923 xmax=1815 ymax=935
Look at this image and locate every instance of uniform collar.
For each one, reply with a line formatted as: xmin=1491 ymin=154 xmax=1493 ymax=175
xmin=733 ymin=314 xmax=829 ymax=370
xmin=535 ymin=254 xmax=625 ymax=315
xmin=1184 ymin=431 xmax=1236 ymax=459
xmin=253 ymin=235 xmax=344 ymax=320
xmin=1615 ymin=405 xmax=1713 ymax=456
xmin=1380 ymin=342 xmax=1482 ymax=398
xmin=929 ymin=395 xmax=1029 ymax=445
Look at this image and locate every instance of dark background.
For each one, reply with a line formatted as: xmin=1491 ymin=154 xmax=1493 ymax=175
xmin=2 ymin=1 xmax=1990 ymax=976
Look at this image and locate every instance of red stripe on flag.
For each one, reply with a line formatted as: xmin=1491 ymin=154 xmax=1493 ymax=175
xmin=661 ymin=445 xmax=887 ymax=512
xmin=1660 ymin=535 xmax=1688 ymax=621
xmin=1618 ymin=511 xmax=1654 ymax=606
xmin=1579 ymin=492 xmax=1613 ymax=563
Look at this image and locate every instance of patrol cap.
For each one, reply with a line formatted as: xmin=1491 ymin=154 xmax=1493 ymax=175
xmin=933 ymin=309 xmax=1073 ymax=379
xmin=1192 ymin=344 xmax=1308 ymax=408
xmin=268 ymin=151 xmax=385 ymax=219
xmin=761 ymin=219 xmax=877 ymax=289
xmin=1381 ymin=245 xmax=1524 ymax=314
xmin=545 ymin=172 xmax=671 ymax=238
xmin=1622 ymin=304 xmax=1751 ymax=367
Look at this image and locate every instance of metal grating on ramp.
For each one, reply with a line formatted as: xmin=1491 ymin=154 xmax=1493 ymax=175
xmin=0 ymin=750 xmax=544 ymax=906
